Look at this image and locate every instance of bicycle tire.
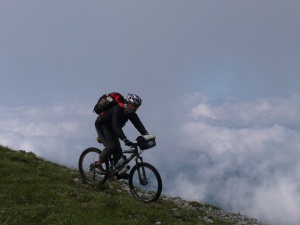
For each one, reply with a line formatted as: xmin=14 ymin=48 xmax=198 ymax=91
xmin=128 ymin=162 xmax=162 ymax=203
xmin=78 ymin=147 xmax=109 ymax=185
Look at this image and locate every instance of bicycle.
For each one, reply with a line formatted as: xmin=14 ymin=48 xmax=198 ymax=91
xmin=78 ymin=134 xmax=162 ymax=203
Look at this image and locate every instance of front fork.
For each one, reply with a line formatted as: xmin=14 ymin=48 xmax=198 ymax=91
xmin=135 ymin=155 xmax=144 ymax=165
xmin=135 ymin=156 xmax=148 ymax=185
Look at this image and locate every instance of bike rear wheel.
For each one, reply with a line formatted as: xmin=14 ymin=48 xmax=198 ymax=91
xmin=78 ymin=147 xmax=109 ymax=185
xmin=129 ymin=162 xmax=162 ymax=203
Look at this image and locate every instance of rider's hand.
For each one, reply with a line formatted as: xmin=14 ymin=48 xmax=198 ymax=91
xmin=124 ymin=138 xmax=133 ymax=147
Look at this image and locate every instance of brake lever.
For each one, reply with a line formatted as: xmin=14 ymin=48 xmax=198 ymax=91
xmin=130 ymin=143 xmax=138 ymax=149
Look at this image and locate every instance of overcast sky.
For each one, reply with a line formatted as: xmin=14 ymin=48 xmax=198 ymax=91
xmin=1 ymin=1 xmax=300 ymax=225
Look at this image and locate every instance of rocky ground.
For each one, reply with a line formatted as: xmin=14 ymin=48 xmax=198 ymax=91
xmin=160 ymin=195 xmax=268 ymax=225
xmin=119 ymin=182 xmax=269 ymax=225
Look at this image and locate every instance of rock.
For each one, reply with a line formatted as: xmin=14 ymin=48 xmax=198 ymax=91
xmin=161 ymin=194 xmax=268 ymax=225
xmin=204 ymin=217 xmax=213 ymax=223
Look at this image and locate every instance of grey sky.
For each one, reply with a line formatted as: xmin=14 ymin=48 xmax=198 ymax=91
xmin=1 ymin=1 xmax=300 ymax=225
xmin=1 ymin=0 xmax=300 ymax=105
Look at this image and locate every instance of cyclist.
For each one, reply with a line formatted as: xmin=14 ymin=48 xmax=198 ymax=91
xmin=94 ymin=93 xmax=149 ymax=179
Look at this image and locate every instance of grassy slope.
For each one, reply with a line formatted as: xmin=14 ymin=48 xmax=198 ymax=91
xmin=0 ymin=145 xmax=234 ymax=225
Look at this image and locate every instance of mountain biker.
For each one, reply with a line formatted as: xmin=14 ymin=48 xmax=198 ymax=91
xmin=94 ymin=93 xmax=149 ymax=179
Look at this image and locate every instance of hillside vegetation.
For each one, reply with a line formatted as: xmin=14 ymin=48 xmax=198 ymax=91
xmin=0 ymin=145 xmax=261 ymax=225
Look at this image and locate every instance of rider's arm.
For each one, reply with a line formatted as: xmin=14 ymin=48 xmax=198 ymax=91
xmin=128 ymin=113 xmax=148 ymax=135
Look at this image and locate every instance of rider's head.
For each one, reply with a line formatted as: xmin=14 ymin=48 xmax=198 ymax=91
xmin=126 ymin=93 xmax=142 ymax=112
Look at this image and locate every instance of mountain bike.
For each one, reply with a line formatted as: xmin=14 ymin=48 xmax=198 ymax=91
xmin=78 ymin=135 xmax=162 ymax=203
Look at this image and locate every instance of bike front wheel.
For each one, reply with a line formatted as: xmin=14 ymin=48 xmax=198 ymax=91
xmin=78 ymin=147 xmax=109 ymax=185
xmin=129 ymin=162 xmax=162 ymax=203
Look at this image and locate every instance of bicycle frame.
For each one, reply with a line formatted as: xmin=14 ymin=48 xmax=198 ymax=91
xmin=108 ymin=145 xmax=144 ymax=176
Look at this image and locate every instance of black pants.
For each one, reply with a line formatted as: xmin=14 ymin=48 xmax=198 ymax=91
xmin=95 ymin=118 xmax=122 ymax=162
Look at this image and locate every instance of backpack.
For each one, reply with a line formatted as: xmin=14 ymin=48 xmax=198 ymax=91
xmin=93 ymin=92 xmax=125 ymax=115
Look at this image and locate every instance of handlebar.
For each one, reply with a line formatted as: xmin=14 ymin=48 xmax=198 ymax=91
xmin=129 ymin=143 xmax=138 ymax=148
xmin=125 ymin=134 xmax=156 ymax=151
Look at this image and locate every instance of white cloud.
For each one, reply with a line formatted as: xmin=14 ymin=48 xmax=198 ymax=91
xmin=0 ymin=103 xmax=92 ymax=138
xmin=161 ymin=94 xmax=300 ymax=225
xmin=190 ymin=104 xmax=219 ymax=120
xmin=187 ymin=94 xmax=300 ymax=128
xmin=0 ymin=103 xmax=95 ymax=167
xmin=250 ymin=176 xmax=300 ymax=225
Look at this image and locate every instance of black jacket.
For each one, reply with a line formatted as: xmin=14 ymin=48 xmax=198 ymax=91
xmin=97 ymin=104 xmax=148 ymax=140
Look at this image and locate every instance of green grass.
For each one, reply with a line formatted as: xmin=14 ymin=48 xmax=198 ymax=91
xmin=0 ymin=145 xmax=234 ymax=225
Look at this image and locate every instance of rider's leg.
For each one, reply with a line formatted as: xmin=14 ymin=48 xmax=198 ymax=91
xmin=94 ymin=121 xmax=110 ymax=174
xmin=95 ymin=123 xmax=122 ymax=167
xmin=95 ymin=117 xmax=108 ymax=147
xmin=95 ymin=120 xmax=108 ymax=147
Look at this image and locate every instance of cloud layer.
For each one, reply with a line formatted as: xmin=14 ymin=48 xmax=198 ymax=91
xmin=0 ymin=103 xmax=95 ymax=166
xmin=163 ymin=94 xmax=300 ymax=225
